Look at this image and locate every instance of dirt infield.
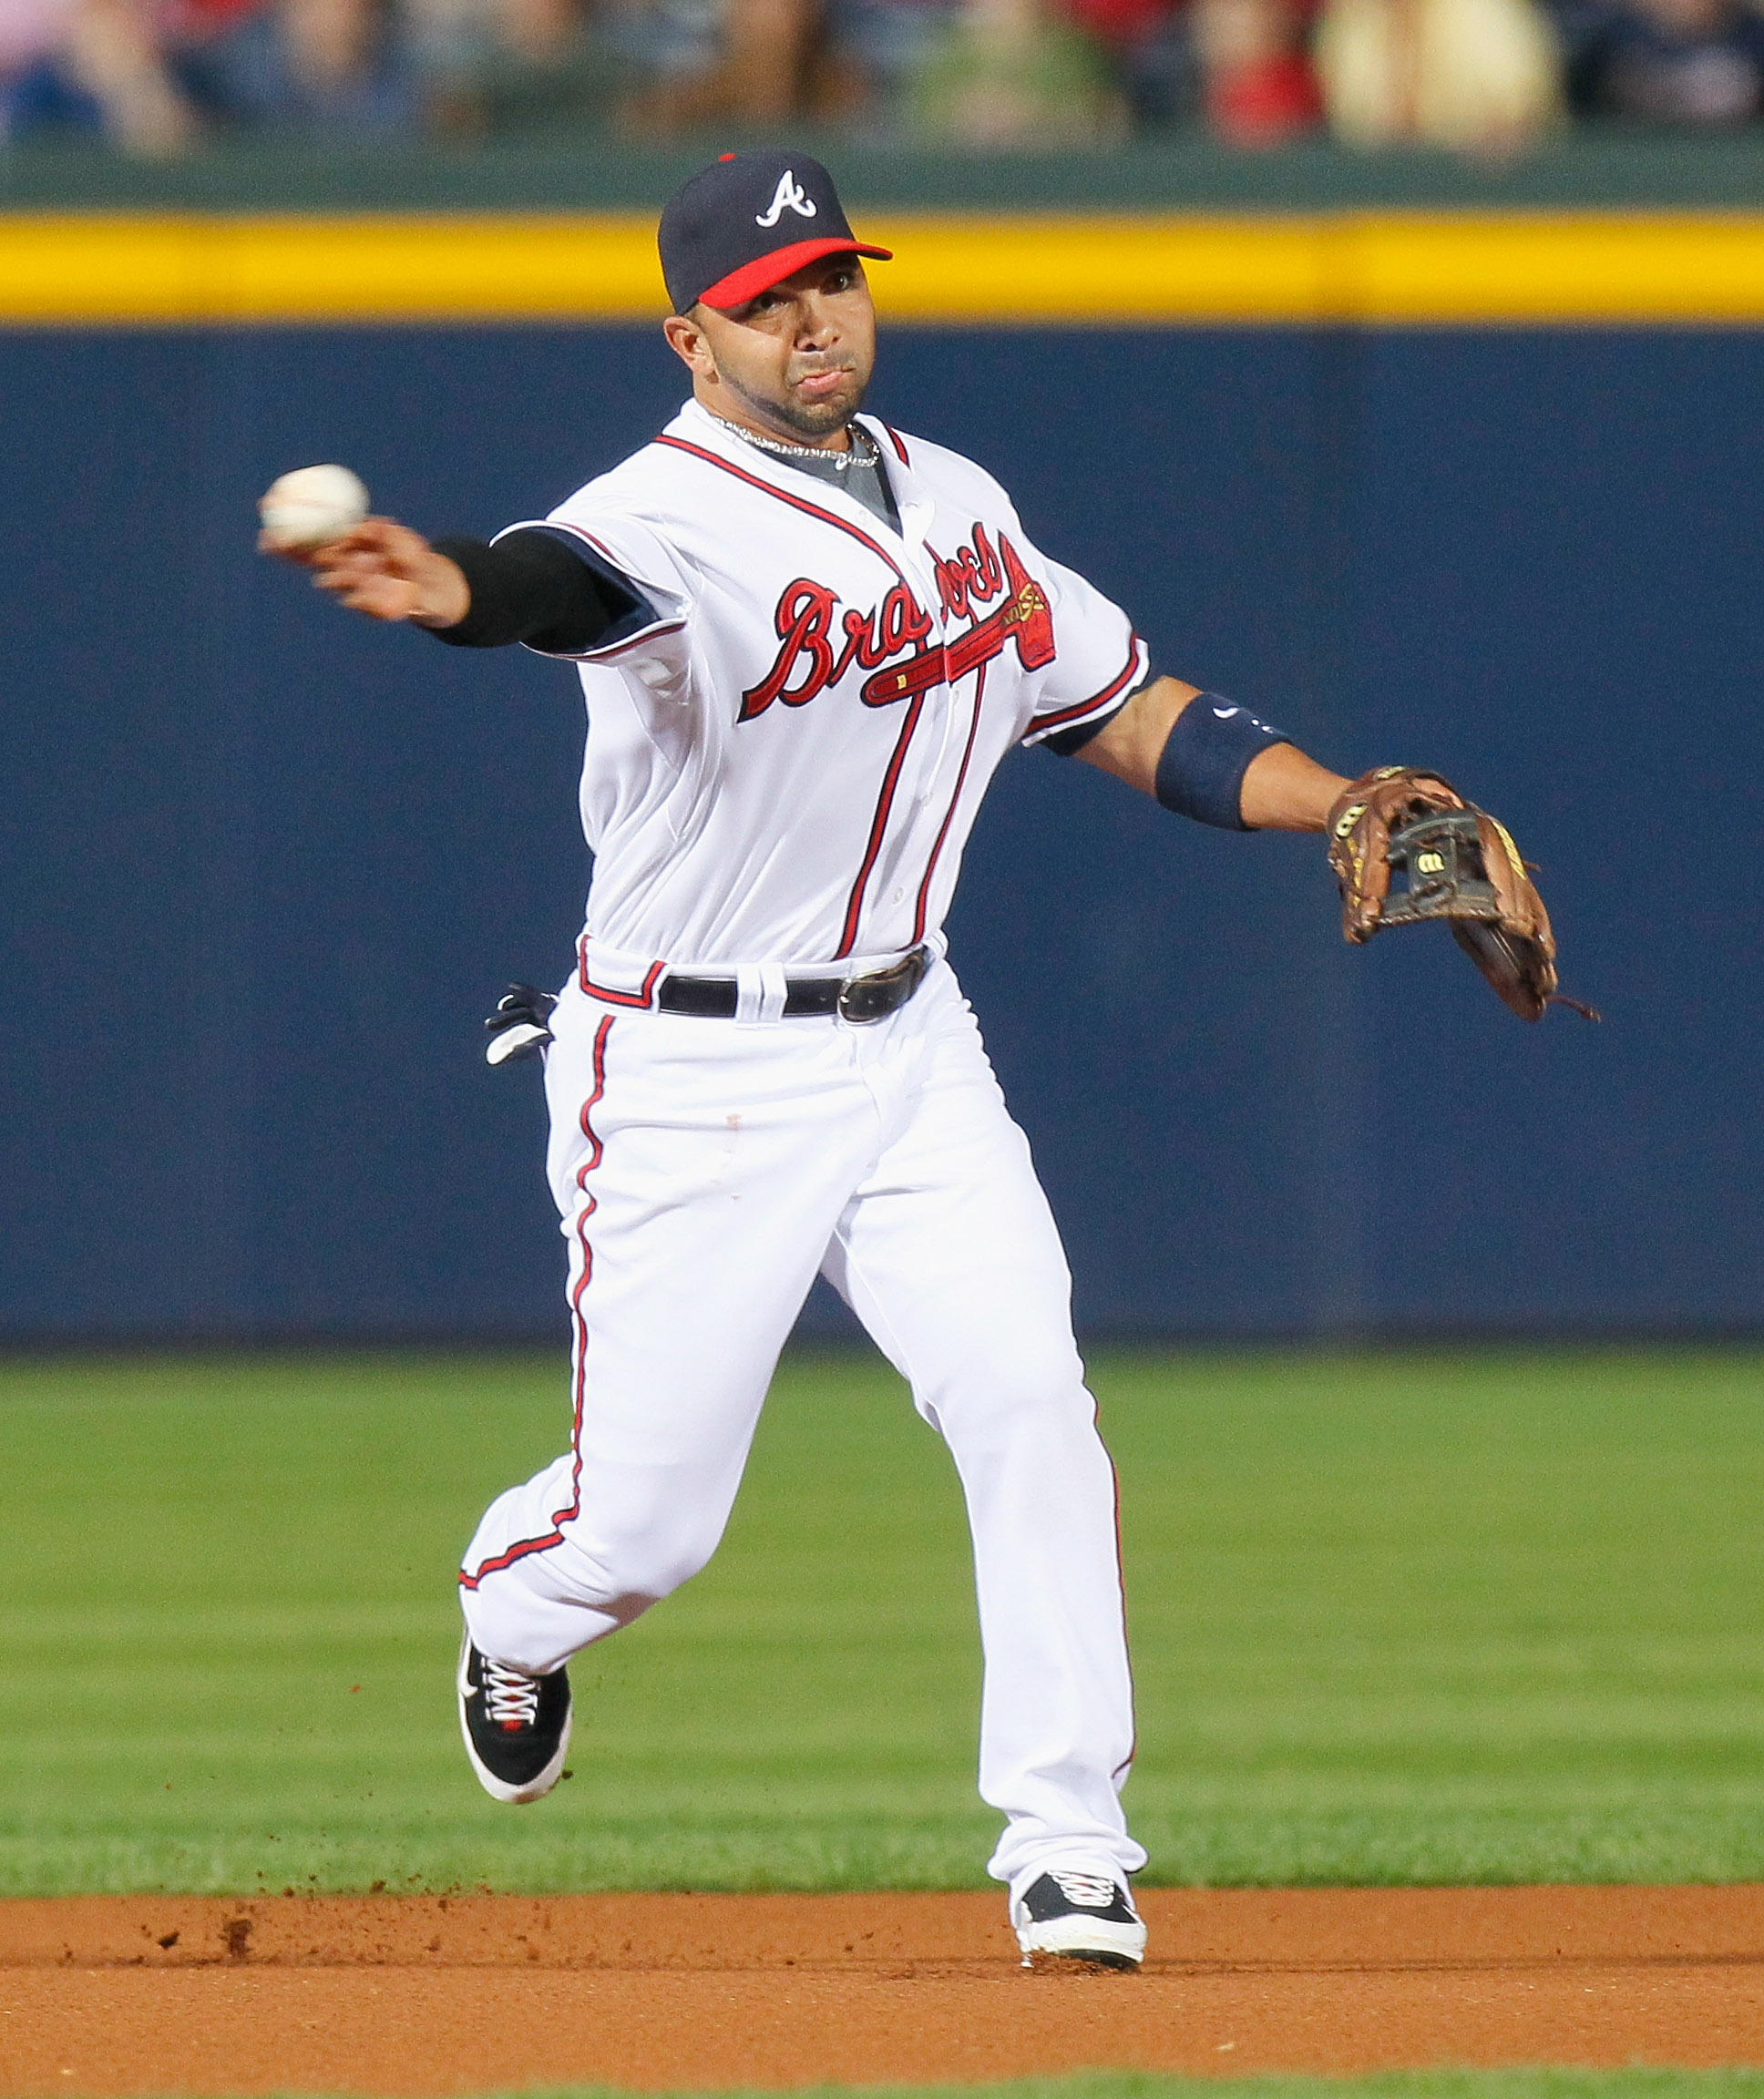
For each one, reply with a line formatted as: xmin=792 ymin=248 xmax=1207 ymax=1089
xmin=4 ymin=1888 xmax=1762 ymax=2094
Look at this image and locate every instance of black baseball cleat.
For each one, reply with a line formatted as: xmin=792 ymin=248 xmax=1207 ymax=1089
xmin=1011 ymin=1869 xmax=1147 ymax=1969
xmin=456 ymin=1635 xmax=572 ymax=1804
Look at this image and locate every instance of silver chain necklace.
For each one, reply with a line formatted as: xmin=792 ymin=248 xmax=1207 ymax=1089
xmin=722 ymin=416 xmax=879 ymax=471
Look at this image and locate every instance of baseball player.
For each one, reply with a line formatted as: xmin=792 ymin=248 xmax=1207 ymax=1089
xmin=267 ymin=149 xmax=1555 ymax=1969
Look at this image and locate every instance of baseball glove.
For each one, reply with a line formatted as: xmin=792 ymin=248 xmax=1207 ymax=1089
xmin=1325 ymin=767 xmax=1595 ymax=1023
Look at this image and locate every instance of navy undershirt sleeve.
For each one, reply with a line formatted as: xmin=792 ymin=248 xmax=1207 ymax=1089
xmin=426 ymin=527 xmax=655 ymax=655
xmin=1040 ymin=706 xmax=1121 ymax=758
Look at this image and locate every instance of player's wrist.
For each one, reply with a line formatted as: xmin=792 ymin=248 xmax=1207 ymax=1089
xmin=409 ymin=555 xmax=472 ymax=630
xmin=1253 ymin=753 xmax=1351 ymax=832
xmin=1154 ymin=693 xmax=1291 ymax=831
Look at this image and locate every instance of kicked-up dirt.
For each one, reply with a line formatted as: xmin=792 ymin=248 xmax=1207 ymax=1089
xmin=3 ymin=1886 xmax=1762 ymax=2094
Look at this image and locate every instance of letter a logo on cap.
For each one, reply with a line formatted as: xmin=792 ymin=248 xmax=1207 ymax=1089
xmin=756 ymin=169 xmax=818 ymax=229
xmin=658 ymin=151 xmax=890 ymax=312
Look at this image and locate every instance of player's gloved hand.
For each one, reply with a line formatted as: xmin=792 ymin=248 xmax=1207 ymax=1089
xmin=1325 ymin=766 xmax=1596 ymax=1023
xmin=486 ymin=984 xmax=558 ymax=1066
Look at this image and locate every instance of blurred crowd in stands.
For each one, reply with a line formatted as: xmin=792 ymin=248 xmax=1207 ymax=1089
xmin=5 ymin=0 xmax=1764 ymax=155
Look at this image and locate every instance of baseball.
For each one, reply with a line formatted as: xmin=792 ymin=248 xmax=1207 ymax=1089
xmin=258 ymin=464 xmax=370 ymax=549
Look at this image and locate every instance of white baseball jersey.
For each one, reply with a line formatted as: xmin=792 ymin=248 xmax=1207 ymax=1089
xmin=503 ymin=398 xmax=1148 ymax=975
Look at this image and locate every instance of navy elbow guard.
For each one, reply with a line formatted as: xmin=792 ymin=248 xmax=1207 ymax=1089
xmin=1154 ymin=693 xmax=1290 ymax=830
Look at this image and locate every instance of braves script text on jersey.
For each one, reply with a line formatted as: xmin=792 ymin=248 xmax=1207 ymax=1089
xmin=458 ymin=397 xmax=1152 ymax=1898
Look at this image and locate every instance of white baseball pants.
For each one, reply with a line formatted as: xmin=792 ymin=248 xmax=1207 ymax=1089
xmin=458 ymin=957 xmax=1144 ymax=1893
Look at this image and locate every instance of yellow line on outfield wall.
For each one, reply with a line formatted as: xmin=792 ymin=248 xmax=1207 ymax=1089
xmin=5 ymin=210 xmax=1764 ymax=324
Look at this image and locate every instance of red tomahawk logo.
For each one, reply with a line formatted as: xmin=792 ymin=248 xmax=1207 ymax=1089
xmin=860 ymin=535 xmax=1055 ymax=706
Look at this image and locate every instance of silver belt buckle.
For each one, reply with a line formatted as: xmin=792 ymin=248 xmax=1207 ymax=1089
xmin=836 ymin=947 xmax=928 ymax=1026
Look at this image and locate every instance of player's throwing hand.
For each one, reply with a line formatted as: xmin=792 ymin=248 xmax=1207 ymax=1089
xmin=261 ymin=513 xmax=472 ymax=630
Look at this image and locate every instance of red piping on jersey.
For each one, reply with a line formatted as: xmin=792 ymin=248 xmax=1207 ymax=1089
xmin=460 ymin=1015 xmax=613 ymax=1591
xmin=1022 ymin=638 xmax=1144 ymax=742
xmin=654 ymin=435 xmax=911 ymax=585
xmin=879 ymin=423 xmax=910 ymax=466
xmin=836 ymin=691 xmax=927 ymax=959
xmin=911 ymin=661 xmax=987 ymax=947
xmin=578 ymin=939 xmax=666 ymax=1009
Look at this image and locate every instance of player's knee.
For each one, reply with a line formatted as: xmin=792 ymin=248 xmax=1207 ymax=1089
xmin=556 ymin=1453 xmax=742 ymax=1611
xmin=594 ymin=1509 xmax=728 ymax=1608
xmin=919 ymin=1341 xmax=1091 ymax=1449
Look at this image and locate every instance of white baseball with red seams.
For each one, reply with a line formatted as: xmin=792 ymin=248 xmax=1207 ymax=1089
xmin=458 ymin=396 xmax=1150 ymax=1900
xmin=258 ymin=463 xmax=370 ymax=549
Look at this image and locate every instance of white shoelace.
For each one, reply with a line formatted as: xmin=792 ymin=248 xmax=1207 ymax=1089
xmin=481 ymin=1656 xmax=541 ymax=1729
xmin=1049 ymin=1869 xmax=1122 ymax=1911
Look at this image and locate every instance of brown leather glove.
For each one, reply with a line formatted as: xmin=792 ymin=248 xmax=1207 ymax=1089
xmin=1325 ymin=766 xmax=1593 ymax=1024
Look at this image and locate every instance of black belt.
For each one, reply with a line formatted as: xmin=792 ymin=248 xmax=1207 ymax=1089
xmin=656 ymin=946 xmax=932 ymax=1025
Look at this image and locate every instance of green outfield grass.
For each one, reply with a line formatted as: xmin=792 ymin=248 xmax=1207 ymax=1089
xmin=3 ymin=1346 xmax=1763 ymax=1895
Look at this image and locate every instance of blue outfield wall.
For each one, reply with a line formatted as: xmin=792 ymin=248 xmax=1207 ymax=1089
xmin=1 ymin=323 xmax=1758 ymax=1340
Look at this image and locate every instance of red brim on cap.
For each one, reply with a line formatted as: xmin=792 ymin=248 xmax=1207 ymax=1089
xmin=698 ymin=238 xmax=893 ymax=312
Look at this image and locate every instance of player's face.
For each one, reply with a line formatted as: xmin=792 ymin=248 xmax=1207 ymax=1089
xmin=670 ymin=256 xmax=877 ymax=445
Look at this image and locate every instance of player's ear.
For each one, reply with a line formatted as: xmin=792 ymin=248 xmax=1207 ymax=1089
xmin=662 ymin=309 xmax=716 ymax=380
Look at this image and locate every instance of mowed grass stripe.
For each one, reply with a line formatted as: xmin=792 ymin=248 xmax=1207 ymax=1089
xmin=3 ymin=1346 xmax=1763 ymax=1894
xmin=19 ymin=2073 xmax=1764 ymax=2099
xmin=467 ymin=2076 xmax=1764 ymax=2099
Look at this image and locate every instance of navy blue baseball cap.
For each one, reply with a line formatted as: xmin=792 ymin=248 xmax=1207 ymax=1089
xmin=659 ymin=150 xmax=892 ymax=314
